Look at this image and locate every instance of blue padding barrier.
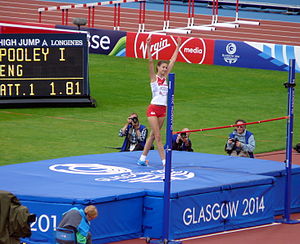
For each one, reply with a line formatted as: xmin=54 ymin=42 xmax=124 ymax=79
xmin=0 ymin=151 xmax=299 ymax=243
xmin=170 ymin=151 xmax=300 ymax=215
xmin=144 ymin=183 xmax=274 ymax=239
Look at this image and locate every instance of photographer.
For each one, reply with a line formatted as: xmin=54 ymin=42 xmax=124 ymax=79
xmin=0 ymin=190 xmax=35 ymax=244
xmin=56 ymin=205 xmax=98 ymax=244
xmin=172 ymin=128 xmax=193 ymax=152
xmin=225 ymin=119 xmax=255 ymax=158
xmin=119 ymin=113 xmax=148 ymax=152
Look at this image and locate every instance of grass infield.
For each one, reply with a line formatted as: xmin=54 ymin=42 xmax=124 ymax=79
xmin=0 ymin=54 xmax=299 ymax=165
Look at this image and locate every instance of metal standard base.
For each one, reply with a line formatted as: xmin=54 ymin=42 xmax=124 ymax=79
xmin=146 ymin=238 xmax=182 ymax=244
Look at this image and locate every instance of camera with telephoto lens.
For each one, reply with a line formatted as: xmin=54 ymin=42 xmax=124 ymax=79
xmin=130 ymin=117 xmax=139 ymax=124
xmin=180 ymin=132 xmax=187 ymax=139
xmin=229 ymin=138 xmax=239 ymax=143
xmin=229 ymin=138 xmax=242 ymax=154
xmin=28 ymin=214 xmax=36 ymax=224
xmin=226 ymin=137 xmax=241 ymax=154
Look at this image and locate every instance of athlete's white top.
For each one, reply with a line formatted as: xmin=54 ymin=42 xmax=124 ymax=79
xmin=150 ymin=75 xmax=168 ymax=106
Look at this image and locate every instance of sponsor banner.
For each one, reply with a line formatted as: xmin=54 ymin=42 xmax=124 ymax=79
xmin=56 ymin=25 xmax=127 ymax=56
xmin=126 ymin=32 xmax=214 ymax=64
xmin=144 ymin=184 xmax=274 ymax=239
xmin=214 ymin=40 xmax=300 ymax=72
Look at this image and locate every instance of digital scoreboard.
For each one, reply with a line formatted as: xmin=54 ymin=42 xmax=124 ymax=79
xmin=0 ymin=33 xmax=95 ymax=107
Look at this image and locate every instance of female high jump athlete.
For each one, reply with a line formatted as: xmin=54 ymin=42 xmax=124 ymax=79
xmin=137 ymin=35 xmax=182 ymax=166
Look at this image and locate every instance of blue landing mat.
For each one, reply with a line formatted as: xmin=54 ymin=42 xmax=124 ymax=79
xmin=0 ymin=151 xmax=299 ymax=243
xmin=170 ymin=151 xmax=300 ymax=215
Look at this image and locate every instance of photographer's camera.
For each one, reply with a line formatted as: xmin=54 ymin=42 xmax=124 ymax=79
xmin=226 ymin=137 xmax=242 ymax=155
xmin=180 ymin=132 xmax=187 ymax=139
xmin=229 ymin=138 xmax=239 ymax=143
xmin=130 ymin=117 xmax=139 ymax=124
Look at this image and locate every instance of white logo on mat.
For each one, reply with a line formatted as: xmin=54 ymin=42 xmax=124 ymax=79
xmin=49 ymin=164 xmax=131 ymax=175
xmin=49 ymin=164 xmax=194 ymax=183
xmin=96 ymin=169 xmax=194 ymax=183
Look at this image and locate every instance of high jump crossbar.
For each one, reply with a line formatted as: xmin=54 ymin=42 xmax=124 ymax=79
xmin=174 ymin=116 xmax=289 ymax=134
xmin=38 ymin=0 xmax=146 ymax=31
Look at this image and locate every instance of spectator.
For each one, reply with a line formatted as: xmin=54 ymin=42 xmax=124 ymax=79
xmin=57 ymin=205 xmax=98 ymax=244
xmin=119 ymin=113 xmax=148 ymax=152
xmin=172 ymin=128 xmax=193 ymax=152
xmin=225 ymin=119 xmax=255 ymax=158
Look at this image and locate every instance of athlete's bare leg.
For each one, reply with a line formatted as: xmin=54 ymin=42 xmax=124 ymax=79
xmin=141 ymin=116 xmax=165 ymax=161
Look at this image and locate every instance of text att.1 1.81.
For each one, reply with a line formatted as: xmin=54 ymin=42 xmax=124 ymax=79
xmin=0 ymin=80 xmax=82 ymax=97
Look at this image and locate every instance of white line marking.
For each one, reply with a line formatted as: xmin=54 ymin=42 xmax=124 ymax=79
xmin=178 ymin=222 xmax=281 ymax=241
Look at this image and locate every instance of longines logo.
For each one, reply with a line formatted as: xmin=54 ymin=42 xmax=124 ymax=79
xmin=222 ymin=43 xmax=240 ymax=64
xmin=49 ymin=164 xmax=195 ymax=183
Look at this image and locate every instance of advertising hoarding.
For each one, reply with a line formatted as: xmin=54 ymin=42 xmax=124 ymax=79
xmin=126 ymin=32 xmax=214 ymax=65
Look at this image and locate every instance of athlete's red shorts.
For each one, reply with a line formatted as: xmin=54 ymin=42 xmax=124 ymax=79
xmin=146 ymin=104 xmax=167 ymax=118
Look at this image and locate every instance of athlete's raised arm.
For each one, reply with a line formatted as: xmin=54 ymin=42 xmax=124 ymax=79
xmin=146 ymin=36 xmax=156 ymax=82
xmin=167 ymin=36 xmax=182 ymax=74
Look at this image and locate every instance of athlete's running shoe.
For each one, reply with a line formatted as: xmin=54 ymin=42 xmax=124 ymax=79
xmin=137 ymin=160 xmax=148 ymax=166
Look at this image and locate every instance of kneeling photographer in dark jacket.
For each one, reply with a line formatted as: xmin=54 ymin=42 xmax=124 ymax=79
xmin=119 ymin=113 xmax=148 ymax=152
xmin=225 ymin=119 xmax=255 ymax=158
xmin=172 ymin=128 xmax=193 ymax=152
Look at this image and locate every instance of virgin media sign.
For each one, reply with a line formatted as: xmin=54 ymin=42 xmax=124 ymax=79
xmin=126 ymin=32 xmax=214 ymax=64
